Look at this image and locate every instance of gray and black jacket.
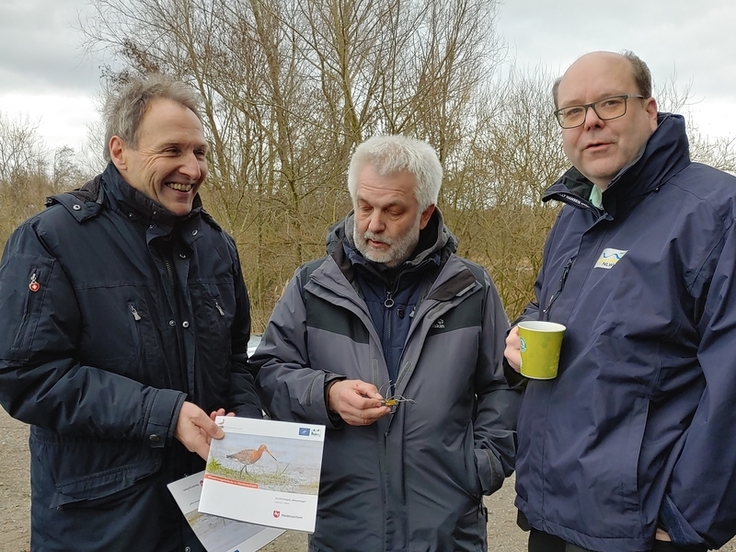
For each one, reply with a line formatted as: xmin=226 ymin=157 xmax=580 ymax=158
xmin=253 ymin=210 xmax=519 ymax=552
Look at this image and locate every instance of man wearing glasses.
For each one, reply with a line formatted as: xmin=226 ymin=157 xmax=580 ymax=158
xmin=505 ymin=51 xmax=736 ymax=552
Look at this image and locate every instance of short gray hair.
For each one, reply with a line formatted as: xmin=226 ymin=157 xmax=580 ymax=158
xmin=347 ymin=135 xmax=442 ymax=212
xmin=102 ymin=74 xmax=203 ymax=162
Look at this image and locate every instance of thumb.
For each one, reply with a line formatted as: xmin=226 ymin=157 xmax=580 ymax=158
xmin=200 ymin=416 xmax=225 ymax=440
xmin=183 ymin=402 xmax=225 ymax=439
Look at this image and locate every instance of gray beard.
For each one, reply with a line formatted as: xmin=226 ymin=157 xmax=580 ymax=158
xmin=353 ymin=220 xmax=420 ymax=268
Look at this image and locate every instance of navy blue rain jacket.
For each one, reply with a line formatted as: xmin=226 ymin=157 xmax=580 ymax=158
xmin=0 ymin=164 xmax=261 ymax=551
xmin=515 ymin=113 xmax=736 ymax=551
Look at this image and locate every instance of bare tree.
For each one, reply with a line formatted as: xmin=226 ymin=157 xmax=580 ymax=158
xmin=83 ymin=0 xmax=507 ymax=326
xmin=0 ymin=112 xmax=48 ymax=183
xmin=0 ymin=113 xmax=48 ymax=250
xmin=655 ymin=72 xmax=736 ymax=173
xmin=81 ymin=1 xmax=736 ymax=326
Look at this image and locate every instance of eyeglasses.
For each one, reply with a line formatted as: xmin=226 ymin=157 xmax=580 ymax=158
xmin=554 ymin=94 xmax=645 ymax=129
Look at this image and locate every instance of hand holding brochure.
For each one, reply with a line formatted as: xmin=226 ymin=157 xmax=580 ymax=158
xmin=199 ymin=416 xmax=326 ymax=533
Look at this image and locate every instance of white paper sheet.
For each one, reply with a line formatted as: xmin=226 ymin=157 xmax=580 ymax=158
xmin=199 ymin=416 xmax=325 ymax=533
xmin=167 ymin=471 xmax=284 ymax=552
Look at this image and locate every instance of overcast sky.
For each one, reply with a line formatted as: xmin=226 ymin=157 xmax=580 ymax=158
xmin=1 ymin=0 xmax=735 ymax=162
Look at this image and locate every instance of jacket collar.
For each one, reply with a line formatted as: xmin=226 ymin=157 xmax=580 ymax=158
xmin=543 ymin=112 xmax=691 ymax=217
xmin=100 ymin=162 xmax=204 ymax=228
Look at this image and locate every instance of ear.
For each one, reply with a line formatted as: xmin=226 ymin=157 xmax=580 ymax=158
xmin=419 ymin=205 xmax=436 ymax=230
xmin=645 ymin=97 xmax=658 ymax=131
xmin=108 ymin=136 xmax=127 ymax=170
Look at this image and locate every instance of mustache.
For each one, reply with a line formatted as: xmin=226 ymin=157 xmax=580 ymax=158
xmin=362 ymin=231 xmax=392 ymax=246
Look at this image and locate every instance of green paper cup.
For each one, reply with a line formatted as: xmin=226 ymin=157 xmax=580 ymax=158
xmin=518 ymin=321 xmax=566 ymax=380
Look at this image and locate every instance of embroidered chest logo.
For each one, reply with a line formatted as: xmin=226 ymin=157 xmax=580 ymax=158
xmin=431 ymin=318 xmax=445 ymax=329
xmin=594 ymin=248 xmax=628 ymax=269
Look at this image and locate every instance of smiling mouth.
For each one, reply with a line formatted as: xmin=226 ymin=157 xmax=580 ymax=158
xmin=166 ymin=182 xmax=194 ymax=192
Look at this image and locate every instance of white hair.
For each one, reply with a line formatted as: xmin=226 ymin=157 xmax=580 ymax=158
xmin=347 ymin=135 xmax=442 ymax=211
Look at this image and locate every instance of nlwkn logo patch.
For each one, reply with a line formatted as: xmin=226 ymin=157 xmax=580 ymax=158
xmin=594 ymin=248 xmax=628 ymax=269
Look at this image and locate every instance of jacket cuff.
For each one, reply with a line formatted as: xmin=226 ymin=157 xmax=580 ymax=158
xmin=475 ymin=448 xmax=504 ymax=496
xmin=659 ymin=494 xmax=704 ymax=546
xmin=144 ymin=389 xmax=186 ymax=449
xmin=324 ymin=374 xmax=346 ymax=429
xmin=503 ymin=357 xmax=528 ymax=389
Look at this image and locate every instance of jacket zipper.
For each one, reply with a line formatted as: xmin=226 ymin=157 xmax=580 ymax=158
xmin=542 ymin=257 xmax=574 ymax=320
xmin=12 ymin=268 xmax=41 ymax=350
xmin=384 ymin=290 xmax=396 ymax=385
xmin=129 ymin=305 xmax=142 ymax=321
xmin=164 ymin=257 xmax=175 ymax=289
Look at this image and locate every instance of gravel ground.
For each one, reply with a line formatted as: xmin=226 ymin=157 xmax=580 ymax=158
xmin=1 ymin=407 xmax=733 ymax=552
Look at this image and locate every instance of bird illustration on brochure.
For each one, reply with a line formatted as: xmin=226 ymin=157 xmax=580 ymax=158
xmin=199 ymin=416 xmax=326 ymax=533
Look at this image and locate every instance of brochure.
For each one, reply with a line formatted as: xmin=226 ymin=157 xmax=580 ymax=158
xmin=167 ymin=471 xmax=284 ymax=552
xmin=199 ymin=416 xmax=325 ymax=533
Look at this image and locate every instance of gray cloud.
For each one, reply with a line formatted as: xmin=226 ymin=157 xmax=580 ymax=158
xmin=1 ymin=0 xmax=734 ymax=147
xmin=496 ymin=0 xmax=736 ymax=106
xmin=0 ymin=0 xmax=102 ymax=93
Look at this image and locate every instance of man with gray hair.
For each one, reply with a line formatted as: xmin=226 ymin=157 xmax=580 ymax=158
xmin=0 ymin=74 xmax=261 ymax=551
xmin=253 ymin=135 xmax=519 ymax=551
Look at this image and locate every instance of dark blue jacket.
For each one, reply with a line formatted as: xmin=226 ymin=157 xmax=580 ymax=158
xmin=0 ymin=164 xmax=261 ymax=551
xmin=514 ymin=113 xmax=736 ymax=551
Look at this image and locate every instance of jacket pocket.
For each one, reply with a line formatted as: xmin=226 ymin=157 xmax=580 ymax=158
xmin=9 ymin=263 xmax=53 ymax=359
xmin=127 ymin=302 xmax=146 ymax=364
xmin=80 ymin=294 xmax=171 ymax=388
xmin=30 ymin=426 xmax=162 ymax=510
xmin=463 ymin=422 xmax=482 ymax=499
xmin=195 ymin=289 xmax=233 ymax=362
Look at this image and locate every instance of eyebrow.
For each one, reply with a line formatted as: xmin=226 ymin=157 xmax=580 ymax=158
xmin=158 ymin=140 xmax=209 ymax=151
xmin=357 ymin=196 xmax=404 ymax=208
xmin=560 ymin=92 xmax=628 ymax=107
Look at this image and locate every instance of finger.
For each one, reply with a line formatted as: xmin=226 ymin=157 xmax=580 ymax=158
xmin=193 ymin=438 xmax=211 ymax=461
xmin=351 ymin=380 xmax=380 ymax=397
xmin=209 ymin=408 xmax=226 ymax=421
xmin=363 ymin=405 xmax=392 ymax=421
xmin=344 ymin=405 xmax=390 ymax=426
xmin=195 ymin=413 xmax=225 ymax=440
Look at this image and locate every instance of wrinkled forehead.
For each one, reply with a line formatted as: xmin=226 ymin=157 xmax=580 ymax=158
xmin=558 ymin=53 xmax=636 ymax=105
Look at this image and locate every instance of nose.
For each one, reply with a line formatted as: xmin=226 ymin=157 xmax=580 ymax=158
xmin=583 ymin=105 xmax=604 ymax=128
xmin=367 ymin=210 xmax=385 ymax=233
xmin=180 ymin=151 xmax=205 ymax=180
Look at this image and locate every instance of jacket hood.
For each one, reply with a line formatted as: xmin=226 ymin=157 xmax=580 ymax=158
xmin=543 ymin=112 xmax=691 ymax=216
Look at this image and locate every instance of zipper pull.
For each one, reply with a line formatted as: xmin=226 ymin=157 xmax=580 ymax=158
xmin=215 ymin=301 xmax=225 ymax=316
xmin=130 ymin=305 xmax=142 ymax=321
xmin=542 ymin=257 xmax=574 ymax=319
xmin=384 ymin=291 xmax=395 ymax=308
xmin=29 ymin=272 xmax=40 ymax=293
